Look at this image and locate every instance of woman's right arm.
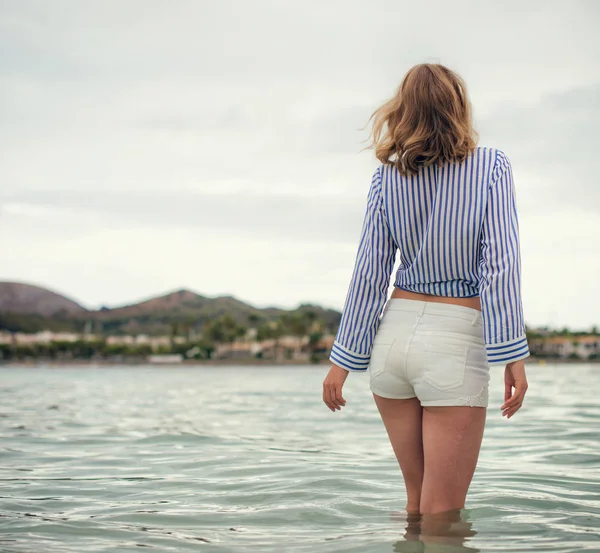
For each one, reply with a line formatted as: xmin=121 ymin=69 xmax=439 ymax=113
xmin=502 ymin=359 xmax=528 ymax=418
xmin=479 ymin=151 xmax=530 ymax=366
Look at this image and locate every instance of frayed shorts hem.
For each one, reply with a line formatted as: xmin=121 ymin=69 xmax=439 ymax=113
xmin=419 ymin=397 xmax=488 ymax=408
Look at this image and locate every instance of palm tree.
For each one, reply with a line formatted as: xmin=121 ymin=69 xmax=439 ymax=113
xmin=203 ymin=315 xmax=247 ymax=358
xmin=248 ymin=313 xmax=261 ymax=326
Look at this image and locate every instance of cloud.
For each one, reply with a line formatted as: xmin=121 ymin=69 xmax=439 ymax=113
xmin=0 ymin=0 xmax=599 ymax=328
xmin=478 ymin=85 xmax=600 ymax=210
xmin=1 ymin=189 xmax=367 ymax=243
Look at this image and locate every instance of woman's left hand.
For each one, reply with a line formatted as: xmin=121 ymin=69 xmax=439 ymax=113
xmin=322 ymin=364 xmax=349 ymax=412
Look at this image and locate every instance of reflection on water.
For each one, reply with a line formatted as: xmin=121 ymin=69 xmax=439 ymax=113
xmin=394 ymin=510 xmax=480 ymax=552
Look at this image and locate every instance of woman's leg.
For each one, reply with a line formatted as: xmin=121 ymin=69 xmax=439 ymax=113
xmin=419 ymin=406 xmax=486 ymax=514
xmin=373 ymin=395 xmax=424 ymax=512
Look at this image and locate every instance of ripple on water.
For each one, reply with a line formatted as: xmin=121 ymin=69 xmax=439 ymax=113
xmin=0 ymin=364 xmax=599 ymax=552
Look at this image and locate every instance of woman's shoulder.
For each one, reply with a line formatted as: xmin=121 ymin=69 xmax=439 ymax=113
xmin=473 ymin=146 xmax=515 ymax=190
xmin=473 ymin=145 xmax=511 ymax=166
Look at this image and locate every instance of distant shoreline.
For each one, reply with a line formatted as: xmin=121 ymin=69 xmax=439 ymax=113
xmin=0 ymin=358 xmax=330 ymax=368
xmin=1 ymin=356 xmax=598 ymax=368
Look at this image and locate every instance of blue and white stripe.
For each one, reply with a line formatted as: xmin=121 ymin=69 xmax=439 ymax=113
xmin=330 ymin=147 xmax=530 ymax=371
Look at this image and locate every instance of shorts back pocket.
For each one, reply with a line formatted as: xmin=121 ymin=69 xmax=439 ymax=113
xmin=368 ymin=337 xmax=396 ymax=378
xmin=422 ymin=343 xmax=468 ymax=391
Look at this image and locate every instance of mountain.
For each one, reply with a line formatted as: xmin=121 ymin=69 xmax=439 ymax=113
xmin=93 ymin=289 xmax=270 ymax=335
xmin=0 ymin=283 xmax=342 ymax=335
xmin=0 ymin=282 xmax=87 ymax=316
xmin=97 ymin=289 xmax=251 ymax=319
xmin=94 ymin=289 xmax=341 ymax=335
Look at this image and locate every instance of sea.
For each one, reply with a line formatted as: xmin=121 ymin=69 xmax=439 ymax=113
xmin=0 ymin=363 xmax=599 ymax=553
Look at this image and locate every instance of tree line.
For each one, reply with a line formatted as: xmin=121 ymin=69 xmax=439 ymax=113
xmin=0 ymin=310 xmax=332 ymax=363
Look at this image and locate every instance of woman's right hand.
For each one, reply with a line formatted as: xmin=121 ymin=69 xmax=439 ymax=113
xmin=501 ymin=359 xmax=528 ymax=419
xmin=322 ymin=364 xmax=348 ymax=412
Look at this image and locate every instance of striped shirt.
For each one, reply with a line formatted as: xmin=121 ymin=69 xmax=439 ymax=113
xmin=330 ymin=147 xmax=530 ymax=371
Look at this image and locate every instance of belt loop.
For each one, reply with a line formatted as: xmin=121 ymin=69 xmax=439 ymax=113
xmin=472 ymin=310 xmax=481 ymax=325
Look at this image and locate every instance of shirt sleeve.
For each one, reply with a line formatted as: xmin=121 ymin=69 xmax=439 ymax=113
xmin=329 ymin=167 xmax=397 ymax=372
xmin=479 ymin=152 xmax=530 ymax=366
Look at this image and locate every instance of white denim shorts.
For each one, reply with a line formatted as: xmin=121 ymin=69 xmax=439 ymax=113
xmin=369 ymin=299 xmax=490 ymax=407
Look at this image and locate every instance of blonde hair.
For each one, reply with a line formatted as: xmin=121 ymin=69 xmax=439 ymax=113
xmin=369 ymin=64 xmax=477 ymax=175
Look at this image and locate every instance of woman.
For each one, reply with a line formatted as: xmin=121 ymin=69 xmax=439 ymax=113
xmin=322 ymin=63 xmax=529 ymax=516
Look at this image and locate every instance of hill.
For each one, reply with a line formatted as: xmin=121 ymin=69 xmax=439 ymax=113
xmin=93 ymin=289 xmax=341 ymax=335
xmin=0 ymin=282 xmax=87 ymax=316
xmin=93 ymin=289 xmax=267 ymax=335
xmin=0 ymin=283 xmax=341 ymax=335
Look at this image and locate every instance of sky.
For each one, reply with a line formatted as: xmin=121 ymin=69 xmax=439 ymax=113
xmin=1 ymin=0 xmax=599 ymax=329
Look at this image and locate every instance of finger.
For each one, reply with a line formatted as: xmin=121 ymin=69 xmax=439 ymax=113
xmin=328 ymin=385 xmax=341 ymax=410
xmin=502 ymin=401 xmax=522 ymax=418
xmin=502 ymin=402 xmax=521 ymax=415
xmin=504 ymin=381 xmax=512 ymax=403
xmin=502 ymin=394 xmax=523 ymax=410
xmin=324 ymin=384 xmax=338 ymax=411
xmin=323 ymin=383 xmax=335 ymax=411
xmin=502 ymin=398 xmax=521 ymax=412
xmin=335 ymin=388 xmax=346 ymax=406
xmin=502 ymin=388 xmax=526 ymax=410
xmin=506 ymin=405 xmax=522 ymax=419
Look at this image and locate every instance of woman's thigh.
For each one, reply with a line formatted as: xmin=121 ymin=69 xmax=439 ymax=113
xmin=420 ymin=405 xmax=486 ymax=514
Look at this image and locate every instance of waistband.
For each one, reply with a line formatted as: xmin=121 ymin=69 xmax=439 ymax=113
xmin=384 ymin=298 xmax=483 ymax=325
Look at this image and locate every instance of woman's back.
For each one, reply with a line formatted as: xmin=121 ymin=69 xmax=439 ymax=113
xmin=383 ymin=146 xmax=499 ymax=298
xmin=331 ymin=149 xmax=528 ymax=369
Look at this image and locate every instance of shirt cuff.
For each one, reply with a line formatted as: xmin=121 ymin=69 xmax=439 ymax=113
xmin=329 ymin=341 xmax=370 ymax=371
xmin=486 ymin=334 xmax=530 ymax=365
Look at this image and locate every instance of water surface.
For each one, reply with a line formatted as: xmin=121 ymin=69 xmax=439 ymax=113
xmin=0 ymin=363 xmax=599 ymax=552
